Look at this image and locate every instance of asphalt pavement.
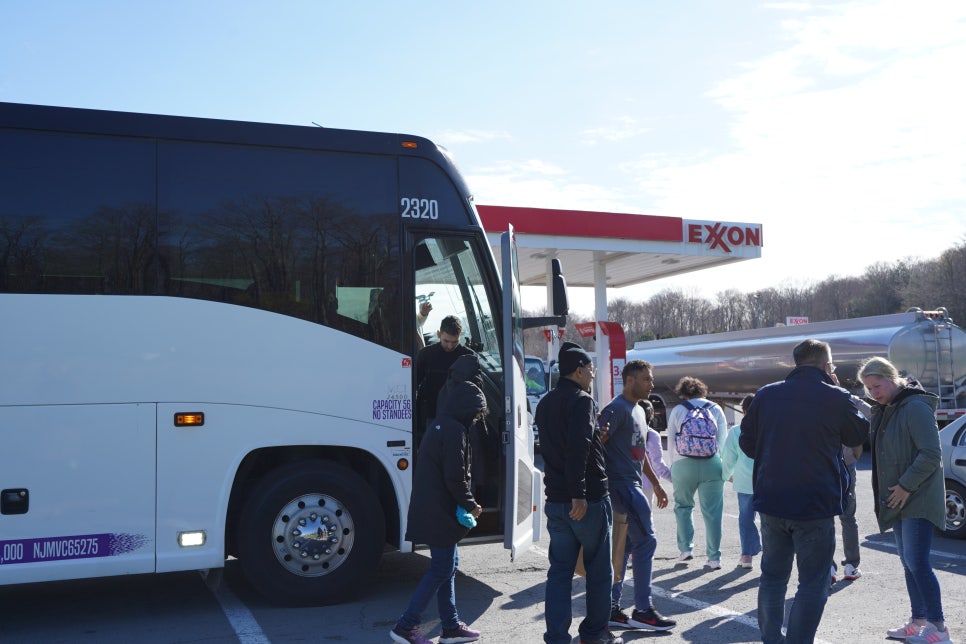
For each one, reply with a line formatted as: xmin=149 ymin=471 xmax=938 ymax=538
xmin=1 ymin=450 xmax=963 ymax=643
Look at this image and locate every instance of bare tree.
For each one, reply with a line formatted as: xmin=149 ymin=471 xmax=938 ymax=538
xmin=645 ymin=288 xmax=687 ymax=338
xmin=853 ymin=260 xmax=912 ymax=317
xmin=527 ymin=236 xmax=966 ymax=348
xmin=707 ymin=288 xmax=750 ymax=332
xmin=810 ymin=275 xmax=863 ymax=320
xmin=901 ymin=241 xmax=966 ymax=321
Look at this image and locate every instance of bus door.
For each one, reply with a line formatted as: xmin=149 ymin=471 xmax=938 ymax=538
xmin=501 ymin=227 xmax=541 ymax=559
xmin=411 ymin=233 xmax=504 ymax=525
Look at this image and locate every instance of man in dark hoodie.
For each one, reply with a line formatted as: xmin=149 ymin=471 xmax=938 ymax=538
xmin=739 ymin=339 xmax=868 ymax=644
xmin=391 ymin=355 xmax=485 ymax=644
xmin=536 ymin=342 xmax=621 ymax=644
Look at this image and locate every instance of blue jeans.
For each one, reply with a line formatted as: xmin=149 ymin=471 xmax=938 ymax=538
xmin=758 ymin=513 xmax=835 ymax=644
xmin=838 ymin=463 xmax=859 ymax=566
xmin=737 ymin=492 xmax=762 ymax=557
xmin=893 ymin=518 xmax=945 ymax=623
xmin=544 ymin=498 xmax=613 ymax=644
xmin=397 ymin=544 xmax=461 ymax=630
xmin=671 ymin=456 xmax=724 ymax=560
xmin=610 ymin=484 xmax=657 ymax=611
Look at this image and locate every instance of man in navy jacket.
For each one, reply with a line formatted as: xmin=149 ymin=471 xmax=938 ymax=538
xmin=740 ymin=339 xmax=868 ymax=644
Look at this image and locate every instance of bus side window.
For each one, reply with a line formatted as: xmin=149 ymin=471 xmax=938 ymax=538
xmin=156 ymin=140 xmax=404 ymax=352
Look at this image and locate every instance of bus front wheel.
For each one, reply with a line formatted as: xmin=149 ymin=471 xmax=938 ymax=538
xmin=237 ymin=460 xmax=386 ymax=605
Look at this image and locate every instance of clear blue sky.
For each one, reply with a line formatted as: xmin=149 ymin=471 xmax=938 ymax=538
xmin=3 ymin=1 xmax=964 ymax=313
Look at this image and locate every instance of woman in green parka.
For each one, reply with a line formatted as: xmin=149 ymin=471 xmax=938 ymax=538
xmin=858 ymin=357 xmax=950 ymax=644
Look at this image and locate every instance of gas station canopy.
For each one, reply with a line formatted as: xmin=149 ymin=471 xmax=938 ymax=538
xmin=478 ymin=205 xmax=763 ymax=288
xmin=477 ymin=205 xmax=764 ymax=402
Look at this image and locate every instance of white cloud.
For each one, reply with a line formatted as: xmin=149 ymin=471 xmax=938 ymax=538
xmin=470 ymin=174 xmax=630 ymax=212
xmin=627 ymin=0 xmax=966 ymax=296
xmin=477 ymin=159 xmax=569 ymax=177
xmin=447 ymin=1 xmax=966 ymax=310
xmin=467 ymin=158 xmax=630 ymax=211
xmin=580 ymin=116 xmax=650 ymax=145
xmin=434 ymin=129 xmax=513 ymax=146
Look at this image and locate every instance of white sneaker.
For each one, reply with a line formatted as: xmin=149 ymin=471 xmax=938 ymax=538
xmin=704 ymin=559 xmax=721 ymax=570
xmin=843 ymin=563 xmax=862 ymax=580
xmin=907 ymin=623 xmax=952 ymax=643
xmin=887 ymin=620 xmax=921 ymax=639
xmin=676 ymin=550 xmax=693 ymax=562
xmin=829 ymin=563 xmax=837 ymax=586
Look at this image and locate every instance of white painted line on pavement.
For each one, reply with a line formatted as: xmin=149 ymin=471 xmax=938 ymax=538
xmin=204 ymin=572 xmax=271 ymax=644
xmin=612 ymin=580 xmax=832 ymax=644
xmin=648 ymin=582 xmax=835 ymax=644
xmin=874 ymin=539 xmax=966 ymax=563
xmin=529 ymin=544 xmax=835 ymax=644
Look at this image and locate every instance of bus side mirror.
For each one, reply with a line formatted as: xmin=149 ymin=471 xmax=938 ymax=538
xmin=551 ymin=258 xmax=569 ymax=317
xmin=522 ymin=259 xmax=569 ymax=330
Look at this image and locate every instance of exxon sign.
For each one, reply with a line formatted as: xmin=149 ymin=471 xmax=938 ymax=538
xmin=685 ymin=221 xmax=763 ymax=253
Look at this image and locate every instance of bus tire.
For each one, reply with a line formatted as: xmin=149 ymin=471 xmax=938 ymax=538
xmin=236 ymin=460 xmax=386 ymax=605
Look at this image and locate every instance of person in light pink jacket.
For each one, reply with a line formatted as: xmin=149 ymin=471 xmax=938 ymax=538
xmin=638 ymin=400 xmax=672 ymax=504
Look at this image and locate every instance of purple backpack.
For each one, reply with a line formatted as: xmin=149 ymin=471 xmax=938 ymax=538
xmin=674 ymin=401 xmax=718 ymax=458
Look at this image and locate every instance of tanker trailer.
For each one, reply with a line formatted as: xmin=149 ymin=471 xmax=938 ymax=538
xmin=628 ymin=307 xmax=966 ymax=431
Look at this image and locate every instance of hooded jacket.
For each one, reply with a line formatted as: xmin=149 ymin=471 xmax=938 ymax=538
xmin=414 ymin=340 xmax=474 ymax=428
xmin=435 ymin=354 xmax=482 ymax=417
xmin=869 ymin=386 xmax=945 ymax=532
xmin=739 ymin=365 xmax=869 ymax=520
xmin=405 ymin=362 xmax=486 ymax=547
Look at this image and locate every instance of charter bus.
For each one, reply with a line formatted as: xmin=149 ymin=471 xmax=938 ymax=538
xmin=0 ymin=102 xmax=567 ymax=605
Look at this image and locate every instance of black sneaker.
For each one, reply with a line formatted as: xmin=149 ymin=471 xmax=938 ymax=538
xmin=579 ymin=632 xmax=624 ymax=644
xmin=389 ymin=623 xmax=432 ymax=644
xmin=608 ymin=606 xmax=632 ymax=629
xmin=439 ymin=621 xmax=481 ymax=644
xmin=627 ymin=608 xmax=676 ymax=631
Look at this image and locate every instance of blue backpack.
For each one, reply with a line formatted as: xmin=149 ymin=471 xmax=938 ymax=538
xmin=674 ymin=401 xmax=718 ymax=458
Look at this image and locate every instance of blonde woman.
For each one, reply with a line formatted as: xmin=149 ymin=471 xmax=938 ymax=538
xmin=858 ymin=357 xmax=949 ymax=643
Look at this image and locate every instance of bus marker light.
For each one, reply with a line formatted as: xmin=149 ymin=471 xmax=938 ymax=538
xmin=401 ymin=141 xmax=418 ymax=149
xmin=175 ymin=412 xmax=205 ymax=427
xmin=178 ymin=531 xmax=206 ymax=547
xmin=397 ymin=458 xmax=410 ymax=471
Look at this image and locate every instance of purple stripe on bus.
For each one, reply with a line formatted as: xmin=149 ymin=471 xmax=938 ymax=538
xmin=0 ymin=533 xmax=149 ymax=565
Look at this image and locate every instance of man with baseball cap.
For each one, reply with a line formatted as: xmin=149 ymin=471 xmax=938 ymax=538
xmin=536 ymin=342 xmax=621 ymax=644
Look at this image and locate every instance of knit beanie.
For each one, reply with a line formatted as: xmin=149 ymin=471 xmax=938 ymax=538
xmin=558 ymin=341 xmax=593 ymax=376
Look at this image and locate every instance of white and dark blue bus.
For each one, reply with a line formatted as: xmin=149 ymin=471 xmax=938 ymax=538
xmin=0 ymin=102 xmax=567 ymax=605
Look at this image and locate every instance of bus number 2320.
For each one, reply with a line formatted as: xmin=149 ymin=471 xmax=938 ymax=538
xmin=400 ymin=198 xmax=439 ymax=220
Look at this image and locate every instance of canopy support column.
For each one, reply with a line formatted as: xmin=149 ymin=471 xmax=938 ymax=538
xmin=593 ymin=253 xmax=611 ymax=406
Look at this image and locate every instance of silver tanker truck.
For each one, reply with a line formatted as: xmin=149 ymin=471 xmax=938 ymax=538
xmin=628 ymin=307 xmax=966 ymax=538
xmin=628 ymin=307 xmax=966 ymax=430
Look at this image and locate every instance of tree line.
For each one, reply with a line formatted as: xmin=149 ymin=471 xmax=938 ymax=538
xmin=525 ymin=237 xmax=966 ymax=356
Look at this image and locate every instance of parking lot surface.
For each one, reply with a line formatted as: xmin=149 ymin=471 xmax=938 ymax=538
xmin=1 ymin=452 xmax=963 ymax=643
